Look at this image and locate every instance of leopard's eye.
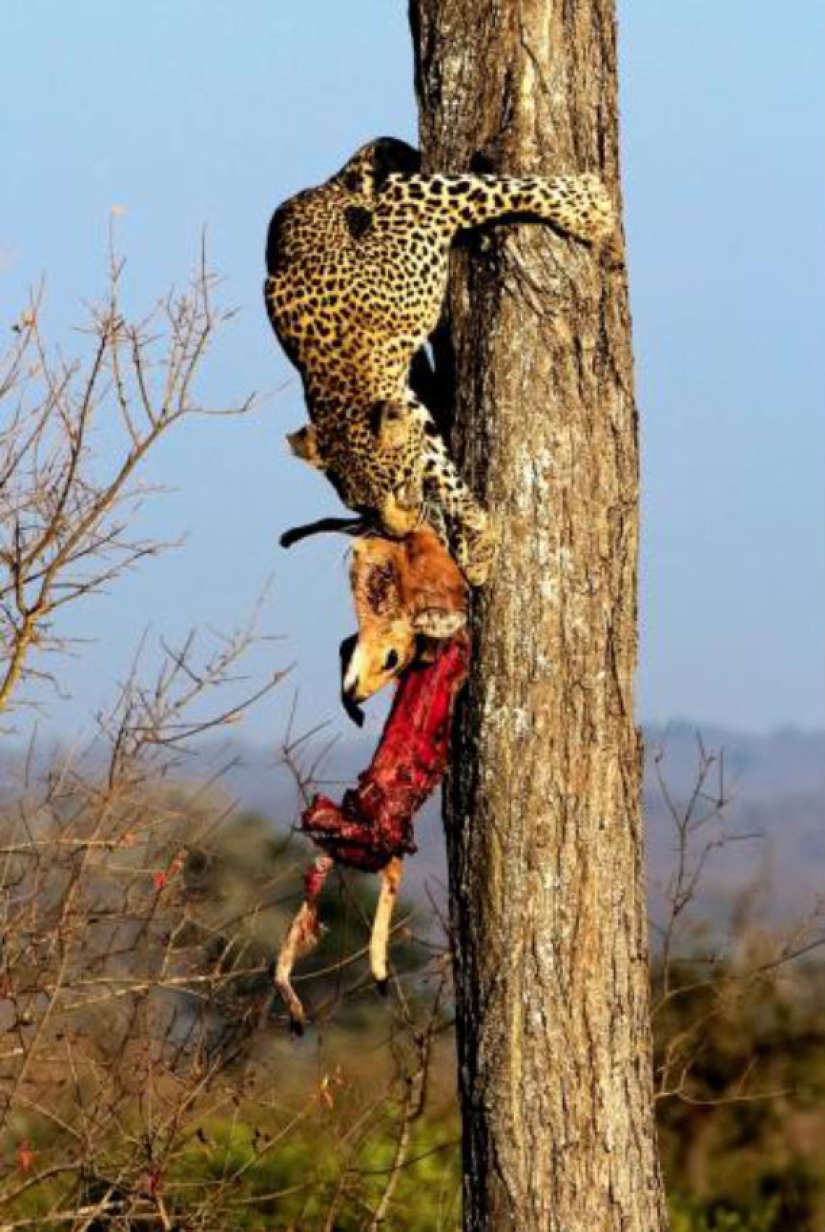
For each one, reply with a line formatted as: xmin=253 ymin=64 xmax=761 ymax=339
xmin=383 ymin=649 xmax=400 ymax=672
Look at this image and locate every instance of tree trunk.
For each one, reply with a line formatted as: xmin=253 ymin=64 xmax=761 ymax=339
xmin=410 ymin=3 xmax=669 ymax=1230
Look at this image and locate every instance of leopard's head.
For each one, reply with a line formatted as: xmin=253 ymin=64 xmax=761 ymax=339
xmin=290 ymin=401 xmax=426 ymax=537
xmin=334 ymin=138 xmax=421 ymax=199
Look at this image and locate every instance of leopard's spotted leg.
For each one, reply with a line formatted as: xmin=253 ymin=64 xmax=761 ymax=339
xmin=386 ymin=172 xmax=615 ymax=246
xmin=411 ymin=403 xmax=495 ymax=586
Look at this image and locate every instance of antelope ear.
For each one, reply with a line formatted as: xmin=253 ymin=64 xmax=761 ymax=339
xmin=339 ymin=634 xmax=364 ymax=727
xmin=350 ymin=540 xmax=403 ymax=622
xmin=350 ymin=542 xmax=404 ymax=622
xmin=286 ymin=425 xmax=324 ymax=469
xmin=412 ymin=608 xmax=467 ymax=639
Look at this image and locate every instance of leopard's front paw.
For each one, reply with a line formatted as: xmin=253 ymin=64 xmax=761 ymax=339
xmin=455 ymin=515 xmax=496 ymax=586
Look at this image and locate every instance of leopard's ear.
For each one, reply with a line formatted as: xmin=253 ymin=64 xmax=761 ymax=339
xmin=286 ymin=425 xmax=324 ymax=469
xmin=411 ymin=608 xmax=467 ymax=640
xmin=371 ymin=138 xmax=421 ymax=193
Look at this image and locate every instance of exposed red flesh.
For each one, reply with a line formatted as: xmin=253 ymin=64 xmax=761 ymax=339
xmin=300 ymin=632 xmax=470 ymax=871
xmin=275 ymin=632 xmax=469 ymax=1029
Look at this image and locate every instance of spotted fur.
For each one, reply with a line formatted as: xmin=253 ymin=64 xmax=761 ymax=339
xmin=264 ymin=137 xmax=614 ymax=583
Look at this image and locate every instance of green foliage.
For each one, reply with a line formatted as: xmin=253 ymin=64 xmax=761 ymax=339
xmin=655 ymin=957 xmax=825 ymax=1232
xmin=669 ymin=1195 xmax=783 ymax=1232
xmin=164 ymin=1112 xmax=460 ymax=1231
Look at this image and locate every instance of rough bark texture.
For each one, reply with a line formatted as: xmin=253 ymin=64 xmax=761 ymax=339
xmin=410 ymin=2 xmax=669 ymax=1230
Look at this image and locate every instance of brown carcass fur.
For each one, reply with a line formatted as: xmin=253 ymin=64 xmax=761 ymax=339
xmin=341 ymin=524 xmax=468 ymax=709
xmin=274 ymin=528 xmax=470 ymax=1031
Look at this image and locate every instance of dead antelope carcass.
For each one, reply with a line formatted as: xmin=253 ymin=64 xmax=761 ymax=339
xmin=274 ymin=629 xmax=470 ymax=1033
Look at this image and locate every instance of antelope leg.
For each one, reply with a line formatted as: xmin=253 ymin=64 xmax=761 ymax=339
xmin=274 ymin=854 xmax=334 ymax=1033
xmin=370 ymin=857 xmax=404 ymax=992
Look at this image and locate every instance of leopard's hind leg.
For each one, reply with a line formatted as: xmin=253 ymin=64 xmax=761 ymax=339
xmin=387 ymin=171 xmax=615 ymax=246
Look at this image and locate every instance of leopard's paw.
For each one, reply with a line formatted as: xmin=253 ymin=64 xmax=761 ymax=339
xmin=455 ymin=515 xmax=497 ymax=587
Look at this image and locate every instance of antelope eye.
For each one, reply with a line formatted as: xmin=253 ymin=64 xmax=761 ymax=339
xmin=383 ymin=649 xmax=400 ymax=672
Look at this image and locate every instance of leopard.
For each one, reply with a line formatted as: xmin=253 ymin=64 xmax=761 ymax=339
xmin=264 ymin=137 xmax=614 ymax=584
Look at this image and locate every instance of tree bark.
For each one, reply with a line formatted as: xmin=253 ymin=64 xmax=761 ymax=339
xmin=410 ymin=3 xmax=669 ymax=1230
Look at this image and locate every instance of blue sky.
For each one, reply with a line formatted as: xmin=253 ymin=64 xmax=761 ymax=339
xmin=3 ymin=0 xmax=823 ymax=745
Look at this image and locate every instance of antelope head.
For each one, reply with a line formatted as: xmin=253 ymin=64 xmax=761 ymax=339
xmin=340 ymin=527 xmax=468 ymax=722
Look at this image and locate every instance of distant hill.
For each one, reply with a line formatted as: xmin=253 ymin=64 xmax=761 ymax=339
xmin=3 ymin=721 xmax=820 ymax=925
xmin=643 ymin=722 xmax=823 ymax=926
